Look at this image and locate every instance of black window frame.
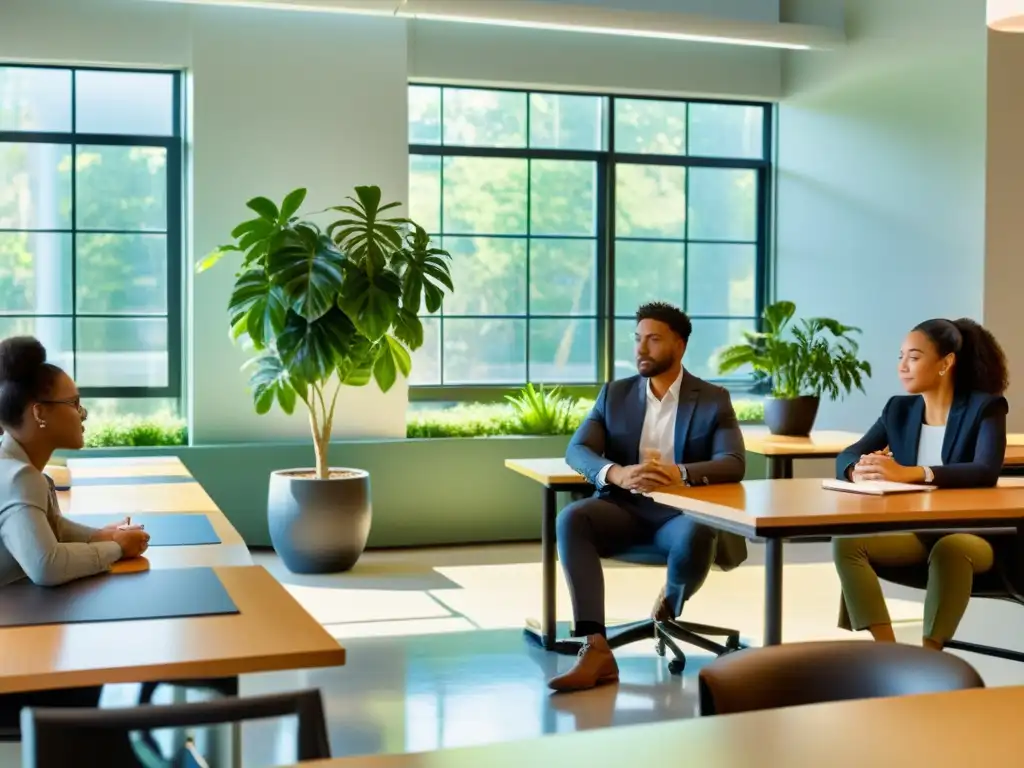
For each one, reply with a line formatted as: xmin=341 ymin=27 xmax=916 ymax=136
xmin=0 ymin=62 xmax=184 ymax=401
xmin=409 ymin=83 xmax=772 ymax=403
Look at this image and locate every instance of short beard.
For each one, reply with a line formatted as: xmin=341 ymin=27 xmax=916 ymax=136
xmin=639 ymin=358 xmax=673 ymax=378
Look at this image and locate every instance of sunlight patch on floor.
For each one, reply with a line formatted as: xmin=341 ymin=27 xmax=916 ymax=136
xmin=276 ymin=553 xmax=923 ymax=645
xmin=323 ymin=616 xmax=477 ymax=640
xmin=282 ymin=584 xmax=453 ymax=625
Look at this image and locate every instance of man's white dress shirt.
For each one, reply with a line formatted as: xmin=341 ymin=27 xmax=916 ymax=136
xmin=596 ymin=367 xmax=684 ymax=488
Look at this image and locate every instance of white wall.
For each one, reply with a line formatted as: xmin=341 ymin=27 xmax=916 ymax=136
xmin=776 ymin=0 xmax=988 ymax=431
xmin=984 ymin=29 xmax=1024 ymax=431
xmin=408 ymin=19 xmax=783 ymax=99
xmin=187 ymin=6 xmax=409 ymax=444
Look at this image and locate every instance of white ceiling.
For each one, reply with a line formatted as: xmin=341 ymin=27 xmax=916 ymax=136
xmin=134 ymin=0 xmax=846 ymax=50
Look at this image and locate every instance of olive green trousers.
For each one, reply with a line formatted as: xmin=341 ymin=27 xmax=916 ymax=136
xmin=833 ymin=533 xmax=994 ymax=644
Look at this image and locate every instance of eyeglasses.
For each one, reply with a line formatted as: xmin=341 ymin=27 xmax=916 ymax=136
xmin=39 ymin=397 xmax=88 ymax=418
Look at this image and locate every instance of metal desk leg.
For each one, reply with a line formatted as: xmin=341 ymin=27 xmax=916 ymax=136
xmin=541 ymin=486 xmax=558 ymax=650
xmin=764 ymin=538 xmax=784 ymax=645
xmin=767 ymin=456 xmax=793 ymax=480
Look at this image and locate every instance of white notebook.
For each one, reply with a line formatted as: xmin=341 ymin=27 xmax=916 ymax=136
xmin=821 ymin=478 xmax=936 ymax=496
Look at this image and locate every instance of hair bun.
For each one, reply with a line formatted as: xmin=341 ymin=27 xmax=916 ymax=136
xmin=0 ymin=336 xmax=48 ymax=385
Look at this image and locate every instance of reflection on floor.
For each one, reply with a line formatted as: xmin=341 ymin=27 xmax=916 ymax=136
xmin=114 ymin=543 xmax=1024 ymax=766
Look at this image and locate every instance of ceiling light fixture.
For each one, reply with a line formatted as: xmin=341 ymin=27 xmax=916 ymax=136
xmin=399 ymin=11 xmax=812 ymax=50
xmin=988 ymin=0 xmax=1024 ymax=31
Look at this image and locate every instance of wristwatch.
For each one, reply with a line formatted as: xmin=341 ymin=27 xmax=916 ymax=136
xmin=678 ymin=464 xmax=690 ymax=486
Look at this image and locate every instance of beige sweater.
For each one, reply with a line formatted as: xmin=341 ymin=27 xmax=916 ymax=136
xmin=0 ymin=434 xmax=121 ymax=586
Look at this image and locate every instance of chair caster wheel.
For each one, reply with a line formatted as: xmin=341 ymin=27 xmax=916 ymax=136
xmin=668 ymin=658 xmax=686 ymax=675
xmin=726 ymin=636 xmax=742 ymax=651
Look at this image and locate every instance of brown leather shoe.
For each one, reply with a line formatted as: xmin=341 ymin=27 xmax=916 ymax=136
xmin=652 ymin=586 xmax=672 ymax=623
xmin=548 ymin=634 xmax=619 ymax=692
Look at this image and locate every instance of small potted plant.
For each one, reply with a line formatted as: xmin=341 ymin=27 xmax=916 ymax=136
xmin=717 ymin=300 xmax=871 ymax=436
xmin=199 ymin=186 xmax=453 ymax=572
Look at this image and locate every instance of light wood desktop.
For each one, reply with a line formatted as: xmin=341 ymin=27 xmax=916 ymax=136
xmin=739 ymin=426 xmax=862 ymax=478
xmin=0 ymin=456 xmax=343 ymax=697
xmin=292 ymin=685 xmax=1024 ymax=768
xmin=0 ymin=565 xmax=344 ymax=694
xmin=648 ymin=478 xmax=1024 ymax=646
xmin=57 ymin=463 xmax=253 ymax=570
xmin=66 ymin=456 xmax=191 ymax=479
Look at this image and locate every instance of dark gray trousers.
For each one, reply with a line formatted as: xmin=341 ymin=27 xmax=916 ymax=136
xmin=556 ymin=496 xmax=718 ymax=629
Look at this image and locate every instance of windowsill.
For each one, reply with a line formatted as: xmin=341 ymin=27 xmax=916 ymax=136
xmin=409 ymin=379 xmax=762 ymax=403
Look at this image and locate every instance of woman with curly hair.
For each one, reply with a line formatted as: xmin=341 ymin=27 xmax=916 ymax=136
xmin=832 ymin=318 xmax=1010 ymax=650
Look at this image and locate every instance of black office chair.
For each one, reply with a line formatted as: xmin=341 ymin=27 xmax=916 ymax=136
xmin=698 ymin=640 xmax=984 ymax=716
xmin=872 ymin=530 xmax=1024 ymax=663
xmin=603 ymin=543 xmax=744 ymax=675
xmin=20 ymin=688 xmax=331 ymax=767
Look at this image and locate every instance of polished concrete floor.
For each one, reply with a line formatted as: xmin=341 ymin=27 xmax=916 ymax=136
xmin=8 ymin=541 xmax=1021 ymax=767
xmin=234 ymin=542 xmax=1024 ymax=765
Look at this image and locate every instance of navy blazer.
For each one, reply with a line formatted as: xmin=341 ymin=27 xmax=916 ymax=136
xmin=566 ymin=371 xmax=747 ymax=569
xmin=836 ymin=391 xmax=1008 ymax=488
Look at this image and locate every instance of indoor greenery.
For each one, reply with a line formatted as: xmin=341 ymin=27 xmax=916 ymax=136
xmin=717 ymin=300 xmax=871 ymax=401
xmin=85 ymin=415 xmax=187 ymax=448
xmin=198 ymin=186 xmax=453 ymax=477
xmin=407 ymin=392 xmax=764 ymax=439
xmin=505 ymin=383 xmax=579 ymax=435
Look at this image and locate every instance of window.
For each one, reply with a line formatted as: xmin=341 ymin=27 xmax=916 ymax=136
xmin=0 ymin=65 xmax=182 ymax=409
xmin=409 ymin=85 xmax=769 ymax=396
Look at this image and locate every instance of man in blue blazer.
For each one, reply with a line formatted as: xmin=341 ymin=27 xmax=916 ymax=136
xmin=549 ymin=302 xmax=747 ymax=692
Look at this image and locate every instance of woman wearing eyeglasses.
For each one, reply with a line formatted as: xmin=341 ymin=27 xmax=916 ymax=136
xmin=0 ymin=336 xmax=150 ymax=587
xmin=0 ymin=336 xmax=153 ymax=727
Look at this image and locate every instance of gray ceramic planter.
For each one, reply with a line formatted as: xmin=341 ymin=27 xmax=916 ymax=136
xmin=763 ymin=396 xmax=820 ymax=437
xmin=267 ymin=468 xmax=372 ymax=574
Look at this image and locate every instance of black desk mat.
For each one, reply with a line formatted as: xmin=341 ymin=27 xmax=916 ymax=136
xmin=71 ymin=475 xmax=196 ymax=487
xmin=0 ymin=567 xmax=238 ymax=627
xmin=66 ymin=513 xmax=221 ymax=546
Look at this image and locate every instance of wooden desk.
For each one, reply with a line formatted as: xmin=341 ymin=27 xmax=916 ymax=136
xmin=649 ymin=479 xmax=1024 ymax=645
xmin=0 ymin=565 xmax=344 ymax=694
xmin=505 ymin=442 xmax=859 ymax=654
xmin=739 ymin=427 xmax=862 ymax=478
xmin=66 ymin=456 xmax=190 ymax=479
xmin=291 ymin=685 xmax=1024 ymax=768
xmin=57 ymin=459 xmax=252 ymax=569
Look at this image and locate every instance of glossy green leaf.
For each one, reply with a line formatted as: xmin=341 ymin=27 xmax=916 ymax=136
xmin=231 ymin=217 xmax=273 ymax=240
xmin=266 ymin=224 xmax=346 ymax=321
xmin=279 ymin=188 xmax=307 ymax=223
xmin=227 ymin=269 xmax=288 ymax=349
xmin=244 ymin=353 xmax=294 ymax=415
xmin=277 ymin=308 xmax=355 ymax=386
xmin=373 ymin=344 xmax=397 ymax=392
xmin=338 ymin=268 xmax=401 ymax=341
xmin=195 ymin=246 xmax=236 ymax=273
xmin=392 ymin=307 xmax=424 ymax=350
xmin=246 ymin=196 xmax=279 ymax=221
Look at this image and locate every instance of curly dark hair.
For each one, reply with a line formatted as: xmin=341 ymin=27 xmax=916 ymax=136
xmin=0 ymin=336 xmax=63 ymax=428
xmin=913 ymin=318 xmax=1009 ymax=396
xmin=635 ymin=302 xmax=692 ymax=342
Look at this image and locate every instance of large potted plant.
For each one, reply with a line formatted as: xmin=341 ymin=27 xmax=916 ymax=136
xmin=199 ymin=186 xmax=453 ymax=572
xmin=717 ymin=300 xmax=871 ymax=436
